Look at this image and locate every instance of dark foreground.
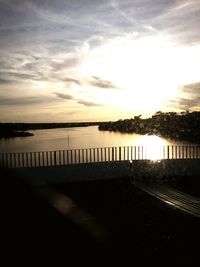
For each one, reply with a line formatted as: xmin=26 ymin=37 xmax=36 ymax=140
xmin=2 ymin=168 xmax=199 ymax=265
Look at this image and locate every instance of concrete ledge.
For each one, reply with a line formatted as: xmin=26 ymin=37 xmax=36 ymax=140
xmin=11 ymin=161 xmax=132 ymax=185
xmin=9 ymin=159 xmax=200 ymax=186
xmin=130 ymin=159 xmax=200 ymax=184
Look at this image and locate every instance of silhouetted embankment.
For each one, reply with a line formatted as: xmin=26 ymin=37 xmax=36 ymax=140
xmin=0 ymin=129 xmax=33 ymax=138
xmin=99 ymin=111 xmax=200 ymax=144
xmin=0 ymin=121 xmax=102 ymax=138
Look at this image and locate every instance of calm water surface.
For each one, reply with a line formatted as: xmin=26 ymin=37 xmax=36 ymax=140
xmin=0 ymin=126 xmax=186 ymax=156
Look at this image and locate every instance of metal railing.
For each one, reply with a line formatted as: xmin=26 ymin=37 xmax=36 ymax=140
xmin=0 ymin=145 xmax=200 ymax=168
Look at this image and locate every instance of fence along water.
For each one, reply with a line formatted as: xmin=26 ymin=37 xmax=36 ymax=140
xmin=0 ymin=145 xmax=200 ymax=168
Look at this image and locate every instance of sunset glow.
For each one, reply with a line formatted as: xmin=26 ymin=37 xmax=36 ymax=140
xmin=0 ymin=0 xmax=200 ymax=122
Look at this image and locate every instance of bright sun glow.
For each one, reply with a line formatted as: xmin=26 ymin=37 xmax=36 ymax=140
xmin=79 ymin=35 xmax=200 ymax=115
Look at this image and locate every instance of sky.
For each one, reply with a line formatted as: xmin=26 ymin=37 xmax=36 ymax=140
xmin=0 ymin=0 xmax=200 ymax=122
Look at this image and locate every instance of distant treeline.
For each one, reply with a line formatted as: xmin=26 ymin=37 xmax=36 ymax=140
xmin=99 ymin=111 xmax=200 ymax=144
xmin=0 ymin=122 xmax=101 ymax=131
xmin=0 ymin=122 xmax=102 ymax=138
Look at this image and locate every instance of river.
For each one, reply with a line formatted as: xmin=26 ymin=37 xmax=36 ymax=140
xmin=0 ymin=126 xmax=188 ymax=158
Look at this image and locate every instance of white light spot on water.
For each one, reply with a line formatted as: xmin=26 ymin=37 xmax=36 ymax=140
xmin=133 ymin=135 xmax=169 ymax=160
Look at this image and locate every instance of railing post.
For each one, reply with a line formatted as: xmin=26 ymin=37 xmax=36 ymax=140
xmin=63 ymin=150 xmax=65 ymax=165
xmin=93 ymin=148 xmax=96 ymax=162
xmin=60 ymin=150 xmax=63 ymax=165
xmin=2 ymin=154 xmax=5 ymax=168
xmin=7 ymin=154 xmax=10 ymax=168
xmin=45 ymin=152 xmax=47 ymax=166
xmin=175 ymin=145 xmax=177 ymax=159
xmin=6 ymin=153 xmax=9 ymax=168
xmin=81 ymin=149 xmax=84 ymax=163
xmin=86 ymin=149 xmax=88 ymax=163
xmin=167 ymin=146 xmax=170 ymax=159
xmin=18 ymin=153 xmax=20 ymax=168
xmin=4 ymin=153 xmax=7 ymax=168
xmin=2 ymin=154 xmax=5 ymax=167
xmin=50 ymin=151 xmax=52 ymax=166
xmin=5 ymin=153 xmax=8 ymax=168
xmin=112 ymin=147 xmax=114 ymax=161
xmin=54 ymin=151 xmax=57 ymax=165
xmin=89 ymin=148 xmax=92 ymax=163
xmin=192 ymin=146 xmax=195 ymax=159
xmin=3 ymin=144 xmax=200 ymax=168
xmin=13 ymin=153 xmax=16 ymax=168
xmin=70 ymin=150 xmax=72 ymax=164
xmin=97 ymin=148 xmax=99 ymax=162
xmin=195 ymin=146 xmax=198 ymax=159
xmin=42 ymin=152 xmax=44 ymax=166
xmin=4 ymin=153 xmax=7 ymax=167
xmin=78 ymin=149 xmax=80 ymax=163
xmin=66 ymin=150 xmax=69 ymax=164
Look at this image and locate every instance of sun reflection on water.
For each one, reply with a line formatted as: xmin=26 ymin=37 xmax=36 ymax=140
xmin=133 ymin=135 xmax=169 ymax=160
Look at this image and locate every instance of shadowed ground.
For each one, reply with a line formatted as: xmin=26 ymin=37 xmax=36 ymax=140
xmin=1 ymin=166 xmax=200 ymax=265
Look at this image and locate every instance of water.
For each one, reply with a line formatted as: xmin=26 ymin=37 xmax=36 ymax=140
xmin=0 ymin=125 xmax=186 ymax=154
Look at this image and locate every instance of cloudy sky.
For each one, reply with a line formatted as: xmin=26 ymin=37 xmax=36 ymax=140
xmin=0 ymin=0 xmax=200 ymax=122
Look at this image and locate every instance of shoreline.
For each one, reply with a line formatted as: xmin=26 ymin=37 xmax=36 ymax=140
xmin=99 ymin=127 xmax=199 ymax=145
xmin=0 ymin=122 xmax=102 ymax=139
xmin=99 ymin=111 xmax=200 ymax=144
xmin=0 ymin=131 xmax=34 ymax=139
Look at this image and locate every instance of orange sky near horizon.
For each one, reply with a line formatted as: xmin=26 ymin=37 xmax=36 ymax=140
xmin=0 ymin=0 xmax=200 ymax=122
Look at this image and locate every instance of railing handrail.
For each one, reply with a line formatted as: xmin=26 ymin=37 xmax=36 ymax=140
xmin=1 ymin=144 xmax=200 ymax=155
xmin=1 ymin=145 xmax=200 ymax=168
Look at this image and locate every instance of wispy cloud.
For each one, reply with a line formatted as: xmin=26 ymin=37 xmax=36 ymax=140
xmin=54 ymin=91 xmax=100 ymax=107
xmin=183 ymin=82 xmax=200 ymax=93
xmin=149 ymin=0 xmax=200 ymax=45
xmin=62 ymin=77 xmax=81 ymax=85
xmin=0 ymin=0 xmax=200 ymax=121
xmin=77 ymin=100 xmax=100 ymax=107
xmin=0 ymin=71 xmax=43 ymax=82
xmin=0 ymin=78 xmax=14 ymax=84
xmin=167 ymin=81 xmax=200 ymax=111
xmin=89 ymin=76 xmax=118 ymax=89
xmin=0 ymin=96 xmax=56 ymax=106
xmin=54 ymin=92 xmax=74 ymax=100
xmin=50 ymin=57 xmax=82 ymax=72
xmin=169 ymin=97 xmax=200 ymax=111
xmin=179 ymin=97 xmax=200 ymax=110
